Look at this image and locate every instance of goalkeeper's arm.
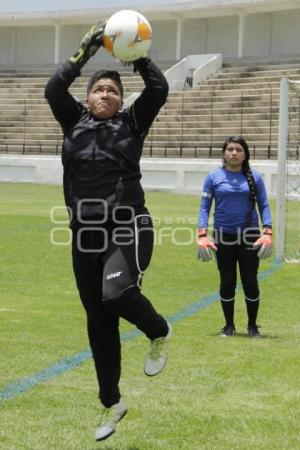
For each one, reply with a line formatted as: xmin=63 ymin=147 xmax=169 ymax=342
xmin=45 ymin=23 xmax=105 ymax=132
xmin=69 ymin=23 xmax=105 ymax=69
xmin=128 ymin=58 xmax=169 ymax=137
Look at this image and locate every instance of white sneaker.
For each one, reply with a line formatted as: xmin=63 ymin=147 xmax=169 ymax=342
xmin=144 ymin=322 xmax=172 ymax=376
xmin=95 ymin=399 xmax=128 ymax=441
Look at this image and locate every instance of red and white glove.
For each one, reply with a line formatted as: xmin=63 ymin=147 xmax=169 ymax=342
xmin=253 ymin=228 xmax=273 ymax=259
xmin=197 ymin=229 xmax=217 ymax=262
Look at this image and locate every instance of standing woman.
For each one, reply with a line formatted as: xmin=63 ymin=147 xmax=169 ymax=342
xmin=197 ymin=136 xmax=272 ymax=337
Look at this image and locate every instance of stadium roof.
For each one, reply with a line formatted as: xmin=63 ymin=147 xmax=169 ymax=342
xmin=0 ymin=0 xmax=296 ymax=24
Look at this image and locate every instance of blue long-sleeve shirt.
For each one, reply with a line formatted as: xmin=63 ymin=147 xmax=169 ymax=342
xmin=198 ymin=167 xmax=272 ymax=233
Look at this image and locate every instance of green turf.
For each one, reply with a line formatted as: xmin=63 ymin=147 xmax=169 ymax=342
xmin=0 ymin=183 xmax=299 ymax=450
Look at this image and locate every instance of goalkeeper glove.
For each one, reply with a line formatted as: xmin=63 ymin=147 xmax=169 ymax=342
xmin=70 ymin=23 xmax=105 ymax=69
xmin=253 ymin=228 xmax=273 ymax=259
xmin=197 ymin=229 xmax=217 ymax=262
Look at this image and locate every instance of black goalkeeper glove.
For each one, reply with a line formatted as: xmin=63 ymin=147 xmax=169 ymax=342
xmin=69 ymin=22 xmax=105 ymax=69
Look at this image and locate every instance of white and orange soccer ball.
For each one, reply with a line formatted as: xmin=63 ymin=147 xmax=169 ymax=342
xmin=103 ymin=10 xmax=152 ymax=62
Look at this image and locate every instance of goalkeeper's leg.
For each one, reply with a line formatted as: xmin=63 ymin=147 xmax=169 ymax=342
xmin=238 ymin=236 xmax=261 ymax=336
xmin=215 ymin=233 xmax=238 ymax=334
xmin=72 ymin=233 xmax=122 ymax=407
xmin=102 ymin=213 xmax=170 ymax=375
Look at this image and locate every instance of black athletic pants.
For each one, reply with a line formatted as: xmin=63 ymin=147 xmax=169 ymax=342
xmin=214 ymin=229 xmax=261 ymax=325
xmin=72 ymin=209 xmax=168 ymax=407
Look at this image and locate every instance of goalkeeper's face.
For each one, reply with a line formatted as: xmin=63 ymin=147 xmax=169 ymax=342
xmin=87 ymin=78 xmax=123 ymax=119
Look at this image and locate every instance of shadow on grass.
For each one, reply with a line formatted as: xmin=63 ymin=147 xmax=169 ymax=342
xmin=207 ymin=332 xmax=280 ymax=339
xmin=236 ymin=333 xmax=280 ymax=340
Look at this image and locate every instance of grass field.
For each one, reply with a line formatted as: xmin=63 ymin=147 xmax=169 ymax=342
xmin=0 ymin=183 xmax=300 ymax=450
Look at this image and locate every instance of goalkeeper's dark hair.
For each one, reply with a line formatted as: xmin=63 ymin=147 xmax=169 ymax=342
xmin=222 ymin=136 xmax=257 ymax=224
xmin=87 ymin=70 xmax=124 ymax=97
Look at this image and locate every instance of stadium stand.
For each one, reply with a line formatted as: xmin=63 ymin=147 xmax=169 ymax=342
xmin=1 ymin=59 xmax=300 ymax=159
xmin=144 ymin=61 xmax=300 ymax=159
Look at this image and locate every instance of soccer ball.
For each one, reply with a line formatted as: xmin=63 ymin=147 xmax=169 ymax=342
xmin=103 ymin=10 xmax=152 ymax=62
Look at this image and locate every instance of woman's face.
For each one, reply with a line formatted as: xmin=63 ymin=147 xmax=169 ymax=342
xmin=87 ymin=78 xmax=123 ymax=119
xmin=223 ymin=142 xmax=246 ymax=171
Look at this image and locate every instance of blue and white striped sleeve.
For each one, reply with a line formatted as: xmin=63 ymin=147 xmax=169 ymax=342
xmin=198 ymin=174 xmax=214 ymax=228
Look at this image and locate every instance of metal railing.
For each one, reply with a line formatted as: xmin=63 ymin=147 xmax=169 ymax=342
xmin=144 ymin=88 xmax=285 ymax=159
xmin=0 ymin=143 xmax=61 ymax=155
xmin=1 ymin=90 xmax=300 ymax=160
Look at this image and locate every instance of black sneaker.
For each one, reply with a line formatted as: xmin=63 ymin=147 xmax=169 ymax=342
xmin=220 ymin=325 xmax=236 ymax=337
xmin=248 ymin=325 xmax=261 ymax=338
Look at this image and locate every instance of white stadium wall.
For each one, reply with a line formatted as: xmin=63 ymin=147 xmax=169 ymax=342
xmin=181 ymin=19 xmax=206 ymax=56
xmin=244 ymin=13 xmax=272 ymax=57
xmin=0 ymin=26 xmax=55 ymax=65
xmin=205 ymin=16 xmax=239 ymax=58
xmin=15 ymin=26 xmax=54 ymax=65
xmin=0 ymin=155 xmax=278 ymax=198
xmin=150 ymin=21 xmax=177 ymax=62
xmin=181 ymin=16 xmax=239 ymax=59
xmin=271 ymin=9 xmax=300 ymax=56
xmin=58 ymin=25 xmax=82 ymax=64
xmin=1 ymin=7 xmax=300 ymax=65
xmin=244 ymin=9 xmax=300 ymax=57
xmin=0 ymin=28 xmax=14 ymax=65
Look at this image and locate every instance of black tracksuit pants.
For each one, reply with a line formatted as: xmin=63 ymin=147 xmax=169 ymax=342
xmin=214 ymin=229 xmax=261 ymax=326
xmin=72 ymin=209 xmax=168 ymax=407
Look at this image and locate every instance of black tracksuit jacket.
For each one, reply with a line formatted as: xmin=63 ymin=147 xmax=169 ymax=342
xmin=45 ymin=58 xmax=169 ymax=228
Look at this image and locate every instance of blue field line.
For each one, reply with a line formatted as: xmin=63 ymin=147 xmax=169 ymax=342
xmin=0 ymin=262 xmax=282 ymax=404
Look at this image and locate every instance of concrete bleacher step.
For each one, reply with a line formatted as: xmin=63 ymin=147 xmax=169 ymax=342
xmin=167 ymin=90 xmax=280 ymax=99
xmin=144 ymin=132 xmax=279 ymax=142
xmin=156 ymin=112 xmax=280 ymax=121
xmin=152 ymin=120 xmax=278 ymax=129
xmin=204 ymin=77 xmax=300 ymax=88
xmin=142 ymin=144 xmax=277 ymax=159
xmin=1 ymin=60 xmax=300 ymax=158
xmin=165 ymin=97 xmax=280 ymax=107
xmin=0 ymin=128 xmax=281 ymax=139
xmin=0 ymin=126 xmax=60 ymax=134
xmin=162 ymin=105 xmax=279 ymax=115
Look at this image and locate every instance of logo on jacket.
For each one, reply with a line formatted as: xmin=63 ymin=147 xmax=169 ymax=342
xmin=106 ymin=271 xmax=123 ymax=280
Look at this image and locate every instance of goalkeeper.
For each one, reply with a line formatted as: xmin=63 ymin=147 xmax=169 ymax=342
xmin=45 ymin=23 xmax=171 ymax=442
xmin=197 ymin=136 xmax=272 ymax=338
